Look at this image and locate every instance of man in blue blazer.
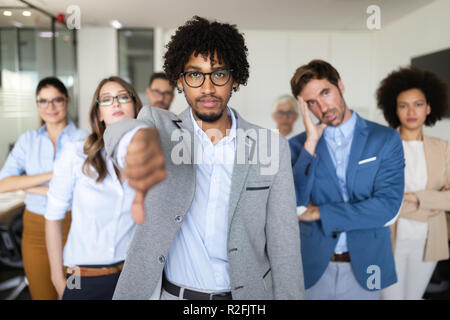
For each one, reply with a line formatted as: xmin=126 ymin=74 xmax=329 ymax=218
xmin=289 ymin=60 xmax=404 ymax=299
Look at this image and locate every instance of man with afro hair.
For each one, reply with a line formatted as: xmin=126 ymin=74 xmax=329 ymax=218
xmin=104 ymin=16 xmax=305 ymax=300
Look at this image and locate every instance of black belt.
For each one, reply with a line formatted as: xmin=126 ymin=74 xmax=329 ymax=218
xmin=162 ymin=275 xmax=232 ymax=300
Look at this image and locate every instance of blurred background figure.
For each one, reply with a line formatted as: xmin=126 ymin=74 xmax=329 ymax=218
xmin=272 ymin=94 xmax=301 ymax=139
xmin=0 ymin=77 xmax=87 ymax=300
xmin=377 ymin=66 xmax=450 ymax=300
xmin=145 ymin=72 xmax=175 ymax=110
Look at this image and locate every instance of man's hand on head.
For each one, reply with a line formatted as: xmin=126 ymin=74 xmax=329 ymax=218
xmin=298 ymin=97 xmax=326 ymax=156
xmin=125 ymin=127 xmax=167 ymax=224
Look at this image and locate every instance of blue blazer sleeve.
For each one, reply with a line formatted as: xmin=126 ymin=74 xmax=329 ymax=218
xmin=319 ymin=130 xmax=405 ymax=235
xmin=289 ymin=133 xmax=318 ymax=206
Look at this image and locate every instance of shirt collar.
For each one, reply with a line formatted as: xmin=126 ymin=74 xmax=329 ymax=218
xmin=37 ymin=120 xmax=77 ymax=137
xmin=189 ymin=107 xmax=237 ymax=144
xmin=324 ymin=110 xmax=357 ymax=141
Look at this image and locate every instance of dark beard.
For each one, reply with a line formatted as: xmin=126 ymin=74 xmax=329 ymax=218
xmin=193 ymin=108 xmax=225 ymax=123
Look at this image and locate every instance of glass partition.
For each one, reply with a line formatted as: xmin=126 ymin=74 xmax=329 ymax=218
xmin=0 ymin=1 xmax=78 ymax=165
xmin=118 ymin=29 xmax=154 ymax=106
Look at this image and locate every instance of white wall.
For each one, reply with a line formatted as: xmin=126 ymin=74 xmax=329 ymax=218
xmin=163 ymin=0 xmax=450 ymax=140
xmin=372 ymin=0 xmax=450 ymax=140
xmin=77 ymin=27 xmax=118 ymax=131
xmin=166 ymin=29 xmax=376 ymax=135
xmin=76 ymin=0 xmax=449 ymax=140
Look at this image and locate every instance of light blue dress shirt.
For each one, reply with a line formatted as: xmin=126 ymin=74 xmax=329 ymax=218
xmin=323 ymin=111 xmax=357 ymax=254
xmin=0 ymin=121 xmax=88 ymax=215
xmin=164 ymin=107 xmax=237 ymax=292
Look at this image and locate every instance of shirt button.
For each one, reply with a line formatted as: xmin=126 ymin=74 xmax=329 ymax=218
xmin=158 ymin=255 xmax=166 ymax=264
xmin=175 ymin=215 xmax=183 ymax=223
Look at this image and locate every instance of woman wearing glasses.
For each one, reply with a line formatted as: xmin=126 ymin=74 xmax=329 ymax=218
xmin=45 ymin=76 xmax=142 ymax=300
xmin=0 ymin=77 xmax=88 ymax=300
xmin=376 ymin=67 xmax=449 ymax=300
xmin=271 ymin=94 xmax=300 ymax=139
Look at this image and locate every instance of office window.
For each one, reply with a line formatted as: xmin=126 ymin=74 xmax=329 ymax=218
xmin=118 ymin=29 xmax=154 ymax=106
xmin=0 ymin=3 xmax=78 ymax=165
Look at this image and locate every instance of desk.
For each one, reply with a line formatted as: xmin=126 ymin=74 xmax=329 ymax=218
xmin=0 ymin=191 xmax=25 ymax=226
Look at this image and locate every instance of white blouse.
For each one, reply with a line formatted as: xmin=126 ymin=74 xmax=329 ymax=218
xmin=45 ymin=140 xmax=136 ymax=266
xmin=403 ymin=141 xmax=427 ymax=193
xmin=397 ymin=141 xmax=428 ymax=241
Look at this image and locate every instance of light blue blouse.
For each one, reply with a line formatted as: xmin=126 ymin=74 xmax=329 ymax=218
xmin=0 ymin=121 xmax=88 ymax=215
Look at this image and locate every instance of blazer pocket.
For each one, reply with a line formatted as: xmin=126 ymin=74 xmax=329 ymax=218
xmin=246 ymin=186 xmax=270 ymax=191
xmin=357 ymin=157 xmax=379 ymax=169
xmin=245 ymin=180 xmax=271 ymax=191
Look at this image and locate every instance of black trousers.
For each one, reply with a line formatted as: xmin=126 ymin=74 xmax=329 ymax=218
xmin=62 ymin=271 xmax=121 ymax=300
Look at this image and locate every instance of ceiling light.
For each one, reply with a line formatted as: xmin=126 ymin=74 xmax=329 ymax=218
xmin=22 ymin=10 xmax=32 ymax=17
xmin=3 ymin=11 xmax=13 ymax=16
xmin=111 ymin=20 xmax=122 ymax=29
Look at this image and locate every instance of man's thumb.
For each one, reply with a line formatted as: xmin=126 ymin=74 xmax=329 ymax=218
xmin=131 ymin=190 xmax=146 ymax=224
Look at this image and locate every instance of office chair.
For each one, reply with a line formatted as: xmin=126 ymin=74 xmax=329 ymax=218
xmin=0 ymin=204 xmax=28 ymax=300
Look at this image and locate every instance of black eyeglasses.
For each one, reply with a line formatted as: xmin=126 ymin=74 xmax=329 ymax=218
xmin=150 ymin=89 xmax=173 ymax=98
xmin=181 ymin=69 xmax=233 ymax=88
xmin=274 ymin=110 xmax=298 ymax=118
xmin=97 ymin=93 xmax=134 ymax=107
xmin=36 ymin=97 xmax=66 ymax=109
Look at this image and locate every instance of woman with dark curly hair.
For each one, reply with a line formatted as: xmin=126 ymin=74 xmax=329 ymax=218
xmin=376 ymin=66 xmax=449 ymax=300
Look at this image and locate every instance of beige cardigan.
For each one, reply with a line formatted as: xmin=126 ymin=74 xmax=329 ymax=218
xmin=391 ymin=135 xmax=450 ymax=262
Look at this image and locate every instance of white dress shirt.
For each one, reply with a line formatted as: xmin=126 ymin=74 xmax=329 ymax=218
xmin=323 ymin=111 xmax=357 ymax=254
xmin=164 ymin=108 xmax=237 ymax=291
xmin=45 ymin=140 xmax=136 ymax=266
xmin=115 ymin=107 xmax=237 ymax=291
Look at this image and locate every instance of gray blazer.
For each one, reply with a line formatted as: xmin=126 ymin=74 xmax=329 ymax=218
xmin=104 ymin=106 xmax=305 ymax=300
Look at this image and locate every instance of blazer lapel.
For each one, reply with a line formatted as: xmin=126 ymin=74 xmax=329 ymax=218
xmin=346 ymin=114 xmax=369 ymax=196
xmin=170 ymin=107 xmax=198 ymax=165
xmin=423 ymin=135 xmax=437 ymax=190
xmin=227 ymin=109 xmax=254 ymax=229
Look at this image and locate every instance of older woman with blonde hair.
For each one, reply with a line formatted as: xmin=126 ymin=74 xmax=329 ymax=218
xmin=377 ymin=66 xmax=449 ymax=300
xmin=45 ymin=76 xmax=142 ymax=299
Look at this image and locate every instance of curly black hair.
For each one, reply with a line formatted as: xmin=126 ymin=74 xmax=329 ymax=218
xmin=163 ymin=16 xmax=249 ymax=90
xmin=376 ymin=66 xmax=449 ymax=128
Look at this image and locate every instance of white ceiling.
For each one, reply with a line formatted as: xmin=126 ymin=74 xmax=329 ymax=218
xmin=3 ymin=0 xmax=437 ymax=30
